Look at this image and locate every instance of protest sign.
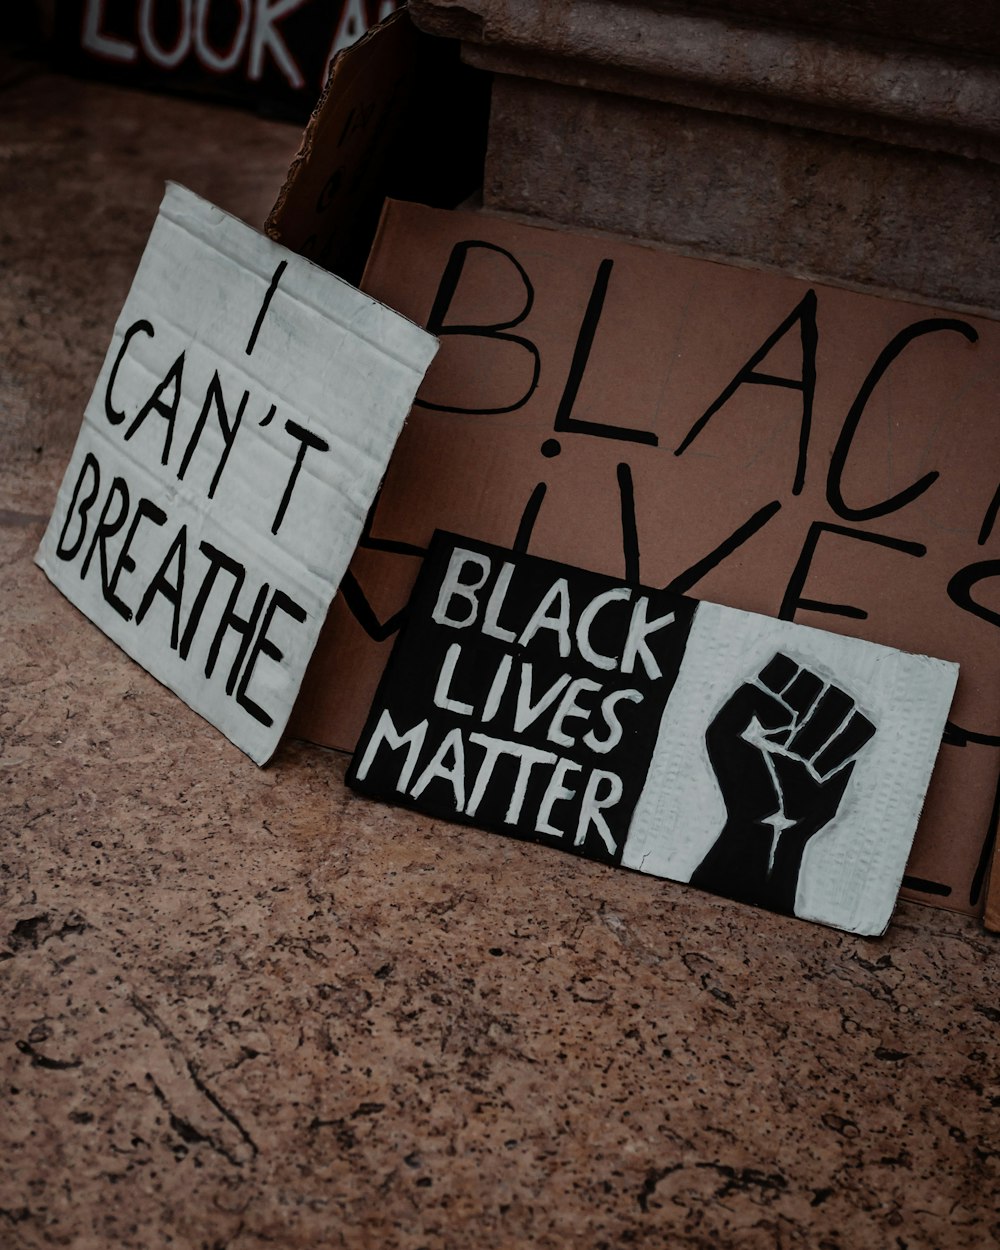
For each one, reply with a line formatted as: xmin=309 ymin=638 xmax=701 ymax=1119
xmin=265 ymin=8 xmax=489 ymax=285
xmin=291 ymin=199 xmax=999 ymax=916
xmin=36 ymin=184 xmax=437 ymax=764
xmin=348 ymin=533 xmax=959 ymax=936
xmin=53 ymin=0 xmax=401 ymax=119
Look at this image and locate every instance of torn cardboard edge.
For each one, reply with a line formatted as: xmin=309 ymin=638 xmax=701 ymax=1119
xmin=265 ymin=6 xmax=490 ymax=286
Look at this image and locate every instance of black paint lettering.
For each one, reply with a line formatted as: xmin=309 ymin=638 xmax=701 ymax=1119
xmin=780 ymin=522 xmax=926 ymax=621
xmin=675 ymin=290 xmax=818 ymax=495
xmin=105 ymin=319 xmax=154 ymax=426
xmin=358 ymin=484 xmax=426 ymax=557
xmin=947 ymin=559 xmax=1000 ymax=631
xmin=196 ymin=546 xmax=267 ymax=684
xmin=179 ymin=540 xmax=233 ymax=661
xmin=124 ymin=351 xmax=184 ymax=465
xmin=513 ymin=483 xmax=546 ymax=554
xmin=978 ymin=482 xmax=1000 ymax=546
xmin=970 ymin=768 xmax=1000 ymax=907
xmin=135 ymin=524 xmax=188 ymax=649
xmin=106 ymin=497 xmax=167 ymax=621
xmin=617 ymin=463 xmax=640 ymax=582
xmin=80 ymin=477 xmax=130 ymax=596
xmin=177 ymin=371 xmax=248 ymax=498
xmin=246 ymin=261 xmax=287 ymax=356
xmin=901 ymin=875 xmax=953 ymax=897
xmin=338 ymin=99 xmax=377 ymax=147
xmin=338 ymin=569 xmax=408 ymax=642
xmin=316 ymin=167 xmax=343 ymax=213
xmin=236 ymin=589 xmax=308 ymax=728
xmin=666 ymin=501 xmax=781 ymax=595
xmin=55 ymin=453 xmax=101 ymax=561
xmin=554 ymin=260 xmax=657 ymax=446
xmin=827 ymin=317 xmax=978 ymax=521
xmin=271 ymin=420 xmax=330 ymax=535
xmin=416 ymin=241 xmax=540 ymax=416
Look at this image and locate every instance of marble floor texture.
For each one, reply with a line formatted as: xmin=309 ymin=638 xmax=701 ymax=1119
xmin=1 ymin=46 xmax=998 ymax=1250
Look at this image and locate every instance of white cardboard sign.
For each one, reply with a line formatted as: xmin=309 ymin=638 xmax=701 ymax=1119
xmin=36 ymin=184 xmax=438 ymax=764
xmin=348 ymin=533 xmax=960 ymax=935
xmin=621 ymin=601 xmax=959 ymax=933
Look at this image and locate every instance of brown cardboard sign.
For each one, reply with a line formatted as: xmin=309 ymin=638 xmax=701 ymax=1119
xmin=347 ymin=532 xmax=958 ymax=936
xmin=988 ymin=879 xmax=1000 ymax=932
xmin=293 ymin=199 xmax=999 ymax=916
xmin=265 ymin=8 xmax=489 ymax=284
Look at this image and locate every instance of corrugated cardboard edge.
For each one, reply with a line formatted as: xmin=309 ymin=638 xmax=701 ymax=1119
xmin=265 ymin=9 xmax=413 ymax=249
xmin=984 ymin=800 xmax=1000 ymax=930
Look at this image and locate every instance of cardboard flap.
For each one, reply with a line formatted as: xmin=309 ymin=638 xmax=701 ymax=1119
xmin=266 ymin=8 xmax=490 ymax=285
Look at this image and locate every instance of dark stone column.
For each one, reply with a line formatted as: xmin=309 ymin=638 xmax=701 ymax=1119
xmin=409 ymin=0 xmax=1000 ymax=314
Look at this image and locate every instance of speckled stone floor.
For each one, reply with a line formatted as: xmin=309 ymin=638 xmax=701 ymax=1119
xmin=1 ymin=48 xmax=998 ymax=1250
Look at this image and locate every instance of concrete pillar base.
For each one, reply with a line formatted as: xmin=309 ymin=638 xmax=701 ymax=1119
xmin=410 ymin=0 xmax=1000 ymax=315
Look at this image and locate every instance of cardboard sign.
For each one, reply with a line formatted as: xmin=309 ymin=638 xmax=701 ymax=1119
xmin=53 ymin=1 xmax=400 ymax=120
xmin=988 ymin=870 xmax=1000 ymax=931
xmin=348 ymin=534 xmax=958 ymax=936
xmin=292 ymin=199 xmax=999 ymax=915
xmin=36 ymin=184 xmax=437 ymax=764
xmin=265 ymin=8 xmax=489 ymax=285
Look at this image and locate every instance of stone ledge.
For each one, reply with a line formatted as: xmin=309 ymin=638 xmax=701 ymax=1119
xmin=409 ymin=0 xmax=1000 ymax=312
xmin=484 ymin=76 xmax=1000 ymax=315
xmin=410 ymin=0 xmax=1000 ymax=162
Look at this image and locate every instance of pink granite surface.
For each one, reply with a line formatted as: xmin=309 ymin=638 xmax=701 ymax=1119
xmin=1 ymin=52 xmax=998 ymax=1250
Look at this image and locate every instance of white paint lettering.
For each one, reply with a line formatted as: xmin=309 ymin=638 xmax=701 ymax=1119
xmin=432 ymin=547 xmax=491 ymax=628
xmin=250 ymin=0 xmax=308 ymax=88
xmin=139 ymin=0 xmax=193 ymax=70
xmin=410 ymin=726 xmax=467 ymax=809
xmin=82 ymin=0 xmax=138 ymax=63
xmin=535 ymin=758 xmax=583 ymax=838
xmin=621 ymin=598 xmax=676 ymax=680
xmin=353 ymin=709 xmax=427 ymax=794
xmin=548 ymin=677 xmax=602 ymax=748
xmin=194 ymin=0 xmax=250 ymax=71
xmin=576 ymin=586 xmax=632 ymax=669
xmin=518 ymin=577 xmax=572 ymax=657
xmin=574 ymin=770 xmax=624 ymax=854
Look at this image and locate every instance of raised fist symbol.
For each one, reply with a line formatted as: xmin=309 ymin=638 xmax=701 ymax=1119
xmin=689 ymin=652 xmax=876 ymax=914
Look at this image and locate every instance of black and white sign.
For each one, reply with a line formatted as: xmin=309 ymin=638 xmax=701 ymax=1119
xmin=348 ymin=533 xmax=959 ymax=934
xmin=55 ymin=1 xmax=399 ymax=118
xmin=36 ymin=184 xmax=437 ymax=763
